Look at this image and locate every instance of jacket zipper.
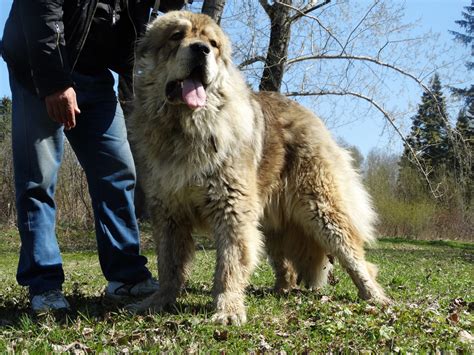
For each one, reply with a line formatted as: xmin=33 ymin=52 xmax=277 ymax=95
xmin=125 ymin=0 xmax=138 ymax=96
xmin=55 ymin=22 xmax=64 ymax=68
xmin=71 ymin=0 xmax=98 ymax=71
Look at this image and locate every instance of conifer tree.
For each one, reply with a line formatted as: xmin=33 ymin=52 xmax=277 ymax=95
xmin=401 ymin=75 xmax=450 ymax=171
xmin=454 ymin=101 xmax=474 ymax=205
xmin=449 ymin=3 xmax=474 ymax=207
xmin=398 ymin=74 xmax=451 ymax=199
xmin=450 ymin=1 xmax=473 ymax=106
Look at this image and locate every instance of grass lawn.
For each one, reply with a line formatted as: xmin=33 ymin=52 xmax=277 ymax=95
xmin=0 ymin=232 xmax=472 ymax=352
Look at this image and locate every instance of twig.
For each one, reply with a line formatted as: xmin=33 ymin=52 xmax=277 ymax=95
xmin=290 ymin=0 xmax=332 ymax=21
xmin=273 ymin=0 xmax=346 ymax=53
xmin=238 ymin=55 xmax=267 ymax=69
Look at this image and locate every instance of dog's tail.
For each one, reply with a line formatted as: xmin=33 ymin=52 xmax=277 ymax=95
xmin=334 ymin=146 xmax=378 ymax=245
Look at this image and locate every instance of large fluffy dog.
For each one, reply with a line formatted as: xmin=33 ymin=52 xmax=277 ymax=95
xmin=129 ymin=11 xmax=389 ymax=325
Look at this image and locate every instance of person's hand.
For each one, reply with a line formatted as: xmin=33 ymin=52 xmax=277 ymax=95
xmin=45 ymin=87 xmax=81 ymax=130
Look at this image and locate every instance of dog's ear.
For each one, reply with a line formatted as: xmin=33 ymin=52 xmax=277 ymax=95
xmin=136 ymin=22 xmax=165 ymax=60
xmin=137 ymin=13 xmax=191 ymax=60
xmin=135 ymin=17 xmax=170 ymax=60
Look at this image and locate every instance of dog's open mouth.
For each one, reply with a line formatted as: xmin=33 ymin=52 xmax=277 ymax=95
xmin=166 ymin=66 xmax=207 ymax=109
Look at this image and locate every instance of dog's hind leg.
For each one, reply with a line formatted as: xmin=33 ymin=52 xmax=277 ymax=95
xmin=291 ymin=160 xmax=390 ymax=304
xmin=290 ymin=233 xmax=333 ymax=290
xmin=264 ymin=229 xmax=298 ymax=293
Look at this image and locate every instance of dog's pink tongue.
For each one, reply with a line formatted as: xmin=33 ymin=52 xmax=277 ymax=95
xmin=182 ymin=78 xmax=206 ymax=109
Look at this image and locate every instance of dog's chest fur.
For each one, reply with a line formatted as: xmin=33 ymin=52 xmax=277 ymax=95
xmin=140 ymin=90 xmax=262 ymax=194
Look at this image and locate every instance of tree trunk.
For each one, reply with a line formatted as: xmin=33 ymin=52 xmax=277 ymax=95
xmin=259 ymin=0 xmax=292 ymax=92
xmin=202 ymin=0 xmax=227 ymax=24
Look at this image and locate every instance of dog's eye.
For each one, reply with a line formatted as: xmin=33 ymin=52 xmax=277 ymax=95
xmin=210 ymin=39 xmax=218 ymax=48
xmin=169 ymin=32 xmax=184 ymax=41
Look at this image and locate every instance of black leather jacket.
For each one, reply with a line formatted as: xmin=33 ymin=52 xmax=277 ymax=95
xmin=1 ymin=0 xmax=184 ymax=98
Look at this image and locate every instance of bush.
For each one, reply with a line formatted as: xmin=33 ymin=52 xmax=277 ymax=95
xmin=0 ymin=98 xmax=93 ymax=230
xmin=364 ymin=149 xmax=473 ymax=241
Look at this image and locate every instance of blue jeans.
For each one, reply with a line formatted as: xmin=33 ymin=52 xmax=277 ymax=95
xmin=9 ymin=69 xmax=151 ymax=296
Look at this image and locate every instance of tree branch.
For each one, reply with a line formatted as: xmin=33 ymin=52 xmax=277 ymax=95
xmin=286 ymin=53 xmax=456 ymax=130
xmin=273 ymin=0 xmax=345 ymax=53
xmin=287 ymin=54 xmax=432 ymax=93
xmin=341 ymin=0 xmax=379 ymax=53
xmin=289 ymin=0 xmax=332 ymax=21
xmin=285 ymin=90 xmax=444 ymax=198
xmin=238 ymin=56 xmax=267 ymax=69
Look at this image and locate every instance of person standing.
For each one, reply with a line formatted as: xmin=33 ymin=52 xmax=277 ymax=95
xmin=1 ymin=0 xmax=185 ymax=312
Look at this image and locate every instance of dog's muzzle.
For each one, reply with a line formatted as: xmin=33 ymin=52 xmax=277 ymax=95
xmin=165 ymin=42 xmax=211 ymax=110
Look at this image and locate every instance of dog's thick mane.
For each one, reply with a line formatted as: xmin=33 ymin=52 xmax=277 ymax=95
xmin=132 ymin=56 xmax=263 ymax=194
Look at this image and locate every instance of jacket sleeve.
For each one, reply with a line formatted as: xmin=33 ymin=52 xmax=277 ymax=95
xmin=18 ymin=0 xmax=73 ymax=98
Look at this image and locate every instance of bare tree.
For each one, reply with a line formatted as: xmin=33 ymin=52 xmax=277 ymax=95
xmin=257 ymin=0 xmax=331 ymax=91
xmin=215 ymin=0 xmax=467 ymax=198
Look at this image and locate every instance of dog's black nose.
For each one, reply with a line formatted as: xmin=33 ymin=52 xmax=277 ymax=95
xmin=191 ymin=42 xmax=211 ymax=55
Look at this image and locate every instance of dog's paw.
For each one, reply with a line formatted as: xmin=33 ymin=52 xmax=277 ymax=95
xmin=212 ymin=292 xmax=248 ymax=325
xmin=360 ymin=289 xmax=392 ymax=306
xmin=371 ymin=293 xmax=392 ymax=306
xmin=211 ymin=310 xmax=247 ymax=326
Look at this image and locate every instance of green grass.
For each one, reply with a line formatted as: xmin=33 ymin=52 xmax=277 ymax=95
xmin=0 ymin=235 xmax=472 ymax=352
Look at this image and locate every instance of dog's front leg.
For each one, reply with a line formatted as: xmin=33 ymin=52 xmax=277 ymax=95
xmin=207 ymin=177 xmax=263 ymax=325
xmin=129 ymin=209 xmax=195 ymax=314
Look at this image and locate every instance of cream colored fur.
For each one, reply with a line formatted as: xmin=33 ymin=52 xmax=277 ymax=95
xmin=128 ymin=11 xmax=389 ymax=325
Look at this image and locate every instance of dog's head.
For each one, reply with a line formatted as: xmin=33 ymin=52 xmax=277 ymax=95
xmin=136 ymin=11 xmax=232 ymax=110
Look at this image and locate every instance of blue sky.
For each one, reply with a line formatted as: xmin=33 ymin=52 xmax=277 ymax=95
xmin=0 ymin=0 xmax=471 ymax=156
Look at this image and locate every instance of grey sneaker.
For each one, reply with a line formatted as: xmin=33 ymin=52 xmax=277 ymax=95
xmin=105 ymin=278 xmax=159 ymax=301
xmin=31 ymin=290 xmax=70 ymax=313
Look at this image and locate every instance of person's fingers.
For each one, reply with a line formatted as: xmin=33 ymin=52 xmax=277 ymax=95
xmin=45 ymin=100 xmax=56 ymax=122
xmin=64 ymin=105 xmax=76 ymax=130
xmin=59 ymin=100 xmax=70 ymax=125
xmin=67 ymin=115 xmax=76 ymax=130
xmin=74 ymin=101 xmax=81 ymax=115
xmin=45 ymin=87 xmax=79 ymax=129
xmin=63 ymin=110 xmax=72 ymax=130
xmin=65 ymin=95 xmax=80 ymax=130
xmin=51 ymin=101 xmax=63 ymax=124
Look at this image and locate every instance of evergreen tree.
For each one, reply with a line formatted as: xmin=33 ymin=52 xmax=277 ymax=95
xmin=457 ymin=101 xmax=474 ymax=139
xmin=450 ymin=1 xmax=474 ymax=106
xmin=454 ymin=101 xmax=474 ymax=206
xmin=401 ymin=74 xmax=450 ymax=171
xmin=398 ymin=74 xmax=451 ymax=199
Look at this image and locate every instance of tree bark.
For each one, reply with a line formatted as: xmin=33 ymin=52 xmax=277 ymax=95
xmin=259 ymin=0 xmax=292 ymax=92
xmin=202 ymin=0 xmax=227 ymax=24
